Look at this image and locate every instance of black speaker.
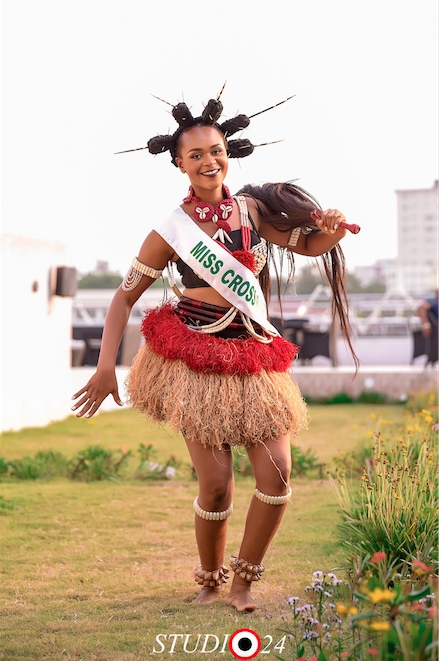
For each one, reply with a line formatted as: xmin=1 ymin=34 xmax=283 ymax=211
xmin=55 ymin=266 xmax=77 ymax=297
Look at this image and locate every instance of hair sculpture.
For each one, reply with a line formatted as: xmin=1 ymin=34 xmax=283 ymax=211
xmin=115 ymin=84 xmax=295 ymax=166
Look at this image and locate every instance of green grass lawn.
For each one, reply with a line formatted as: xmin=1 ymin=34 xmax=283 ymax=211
xmin=0 ymin=404 xmax=405 ymax=661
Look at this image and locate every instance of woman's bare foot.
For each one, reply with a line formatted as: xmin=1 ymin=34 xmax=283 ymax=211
xmin=192 ymin=586 xmax=222 ymax=605
xmin=226 ymin=585 xmax=257 ymax=613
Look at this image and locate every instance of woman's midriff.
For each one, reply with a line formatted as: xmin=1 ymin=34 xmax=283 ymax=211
xmin=182 ymin=287 xmax=233 ymax=309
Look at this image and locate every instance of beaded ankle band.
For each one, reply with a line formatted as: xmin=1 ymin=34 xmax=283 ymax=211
xmin=193 ymin=497 xmax=233 ymax=521
xmin=254 ymin=487 xmax=292 ymax=505
xmin=230 ymin=556 xmax=265 ymax=582
xmin=194 ymin=565 xmax=229 ymax=588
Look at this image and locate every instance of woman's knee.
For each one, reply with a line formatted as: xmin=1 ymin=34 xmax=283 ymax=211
xmin=197 ymin=477 xmax=234 ymax=510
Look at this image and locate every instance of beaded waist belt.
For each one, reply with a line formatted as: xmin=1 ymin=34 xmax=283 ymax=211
xmin=176 ymin=296 xmax=264 ymax=335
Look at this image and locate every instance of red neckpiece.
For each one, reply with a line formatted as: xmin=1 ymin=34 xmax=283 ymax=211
xmin=183 ymin=184 xmax=234 ymax=234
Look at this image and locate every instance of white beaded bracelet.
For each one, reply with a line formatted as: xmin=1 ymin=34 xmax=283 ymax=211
xmin=254 ymin=487 xmax=292 ymax=505
xmin=193 ymin=497 xmax=233 ymax=521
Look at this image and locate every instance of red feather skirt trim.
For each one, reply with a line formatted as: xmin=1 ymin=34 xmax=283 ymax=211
xmin=140 ymin=303 xmax=299 ymax=376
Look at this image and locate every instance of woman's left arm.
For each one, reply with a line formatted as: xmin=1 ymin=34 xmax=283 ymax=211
xmin=248 ymin=198 xmax=348 ymax=256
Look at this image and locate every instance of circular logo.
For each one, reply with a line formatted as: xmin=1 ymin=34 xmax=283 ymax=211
xmin=229 ymin=629 xmax=261 ymax=659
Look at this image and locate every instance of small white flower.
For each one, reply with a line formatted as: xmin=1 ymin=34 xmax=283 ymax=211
xmin=313 ymin=571 xmax=324 ymax=577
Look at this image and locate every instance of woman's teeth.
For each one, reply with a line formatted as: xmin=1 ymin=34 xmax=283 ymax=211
xmin=201 ymin=169 xmax=220 ymax=177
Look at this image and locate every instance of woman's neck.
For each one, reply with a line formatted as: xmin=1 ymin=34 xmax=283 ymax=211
xmin=191 ymin=184 xmax=225 ymax=205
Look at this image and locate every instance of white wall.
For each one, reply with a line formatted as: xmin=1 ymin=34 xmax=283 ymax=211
xmin=1 ymin=235 xmax=74 ymax=431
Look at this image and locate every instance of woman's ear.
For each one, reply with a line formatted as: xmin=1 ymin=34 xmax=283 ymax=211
xmin=175 ymin=158 xmax=185 ymax=173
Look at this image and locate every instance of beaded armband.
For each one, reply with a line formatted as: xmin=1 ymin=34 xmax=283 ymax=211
xmin=121 ymin=257 xmax=163 ymax=291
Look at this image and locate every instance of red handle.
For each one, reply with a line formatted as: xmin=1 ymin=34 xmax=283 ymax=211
xmin=310 ymin=209 xmax=361 ymax=234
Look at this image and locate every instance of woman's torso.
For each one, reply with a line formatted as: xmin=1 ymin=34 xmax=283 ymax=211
xmin=171 ymin=197 xmax=266 ymax=308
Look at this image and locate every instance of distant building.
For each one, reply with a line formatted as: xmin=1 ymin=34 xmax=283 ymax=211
xmin=395 ymin=180 xmax=438 ymax=293
xmin=354 ymin=259 xmax=396 ymax=288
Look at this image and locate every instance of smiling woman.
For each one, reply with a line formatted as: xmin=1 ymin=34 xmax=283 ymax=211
xmin=72 ymin=87 xmax=355 ymax=613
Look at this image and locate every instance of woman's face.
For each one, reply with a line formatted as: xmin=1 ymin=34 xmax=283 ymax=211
xmin=175 ymin=125 xmax=228 ymax=196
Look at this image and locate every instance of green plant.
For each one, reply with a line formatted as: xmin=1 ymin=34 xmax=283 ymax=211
xmin=333 ymin=444 xmax=373 ymax=477
xmin=8 ymin=455 xmax=46 ymax=480
xmin=330 ymin=413 xmax=438 ymax=570
xmin=357 ymin=391 xmax=387 ymax=405
xmin=69 ymin=445 xmax=131 ymax=482
xmin=291 ymin=444 xmax=325 ymax=479
xmin=135 ymin=442 xmax=180 ymax=480
xmin=0 ymin=457 xmax=12 ymax=475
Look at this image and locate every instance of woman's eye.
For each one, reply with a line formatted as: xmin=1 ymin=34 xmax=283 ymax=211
xmin=191 ymin=154 xmax=202 ymax=160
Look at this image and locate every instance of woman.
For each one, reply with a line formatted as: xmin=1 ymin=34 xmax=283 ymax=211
xmin=72 ymin=93 xmax=352 ymax=613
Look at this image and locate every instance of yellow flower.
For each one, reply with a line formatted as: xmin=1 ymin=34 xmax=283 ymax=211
xmin=370 ymin=621 xmax=391 ymax=631
xmin=407 ymin=426 xmax=414 ymax=432
xmin=368 ymin=588 xmax=395 ymax=604
xmin=424 ymin=416 xmax=433 ymax=425
xmin=348 ymin=606 xmax=359 ymax=615
xmin=366 ymin=430 xmax=373 ymax=437
xmin=369 ymin=413 xmax=377 ymax=419
xmin=336 ymin=603 xmax=348 ymax=615
xmin=352 ymin=424 xmax=359 ymax=429
xmin=421 ymin=409 xmax=431 ymax=416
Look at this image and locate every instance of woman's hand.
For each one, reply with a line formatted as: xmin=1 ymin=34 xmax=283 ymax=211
xmin=71 ymin=368 xmax=124 ymax=418
xmin=315 ymin=209 xmax=348 ymax=237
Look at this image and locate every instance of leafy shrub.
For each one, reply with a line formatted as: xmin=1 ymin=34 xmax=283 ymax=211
xmin=357 ymin=391 xmax=387 ymax=405
xmin=291 ymin=444 xmax=325 ymax=479
xmin=230 ymin=445 xmax=324 ymax=479
xmin=0 ymin=457 xmax=12 ymax=475
xmin=69 ymin=445 xmax=131 ymax=482
xmin=135 ymin=443 xmax=180 ymax=480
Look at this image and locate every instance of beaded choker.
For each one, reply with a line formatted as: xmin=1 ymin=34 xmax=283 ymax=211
xmin=183 ymin=184 xmax=234 ymax=244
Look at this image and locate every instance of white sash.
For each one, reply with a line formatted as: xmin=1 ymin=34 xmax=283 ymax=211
xmin=155 ymin=207 xmax=279 ymax=336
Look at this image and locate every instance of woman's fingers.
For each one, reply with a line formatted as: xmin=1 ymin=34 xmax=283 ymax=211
xmin=71 ymin=375 xmax=123 ymax=418
xmin=317 ymin=209 xmax=346 ymax=234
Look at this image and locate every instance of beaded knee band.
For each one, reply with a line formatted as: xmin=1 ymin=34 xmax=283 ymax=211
xmin=230 ymin=556 xmax=265 ymax=582
xmin=254 ymin=487 xmax=292 ymax=505
xmin=193 ymin=497 xmax=233 ymax=521
xmin=194 ymin=565 xmax=229 ymax=588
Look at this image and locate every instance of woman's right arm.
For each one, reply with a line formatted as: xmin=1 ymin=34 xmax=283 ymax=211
xmin=71 ymin=230 xmax=174 ymax=418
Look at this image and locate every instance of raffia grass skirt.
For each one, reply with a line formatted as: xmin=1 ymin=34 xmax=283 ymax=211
xmin=126 ymin=311 xmax=309 ymax=449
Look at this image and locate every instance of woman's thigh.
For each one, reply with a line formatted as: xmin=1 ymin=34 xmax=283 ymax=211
xmin=247 ymin=435 xmax=291 ymax=494
xmin=185 ymin=440 xmax=234 ymax=504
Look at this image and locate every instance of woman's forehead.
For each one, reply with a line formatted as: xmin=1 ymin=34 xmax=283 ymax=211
xmin=179 ymin=125 xmax=225 ymax=147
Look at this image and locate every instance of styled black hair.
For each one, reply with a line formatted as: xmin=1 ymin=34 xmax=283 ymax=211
xmin=116 ymin=89 xmax=294 ymax=165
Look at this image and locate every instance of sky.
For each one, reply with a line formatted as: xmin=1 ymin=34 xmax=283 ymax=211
xmin=2 ymin=0 xmax=438 ymax=276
